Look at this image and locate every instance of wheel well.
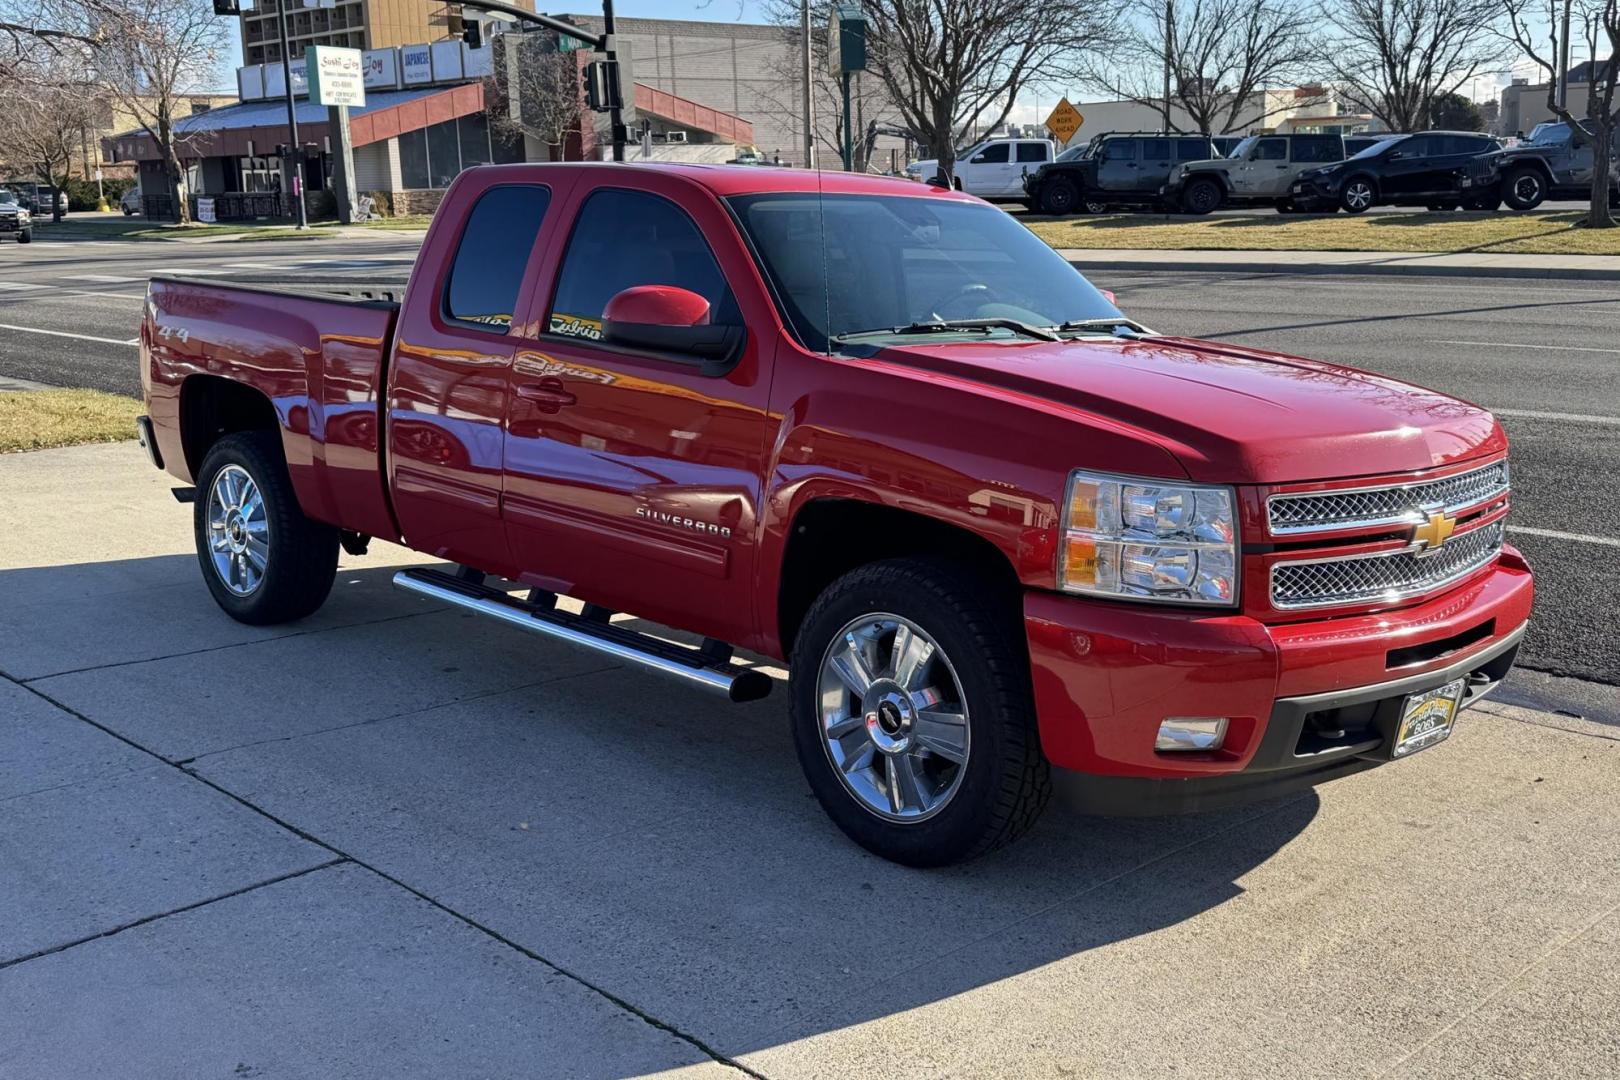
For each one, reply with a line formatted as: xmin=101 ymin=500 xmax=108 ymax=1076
xmin=180 ymin=375 xmax=281 ymax=478
xmin=776 ymin=499 xmax=1021 ymax=658
xmin=1506 ymin=158 xmax=1553 ymax=181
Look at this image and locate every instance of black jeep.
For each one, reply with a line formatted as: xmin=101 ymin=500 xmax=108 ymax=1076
xmin=1487 ymin=121 xmax=1620 ymax=210
xmin=1023 ymin=132 xmax=1241 ymax=215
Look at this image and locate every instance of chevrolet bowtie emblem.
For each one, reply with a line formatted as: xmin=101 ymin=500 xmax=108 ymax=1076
xmin=1412 ymin=510 xmax=1457 ymax=555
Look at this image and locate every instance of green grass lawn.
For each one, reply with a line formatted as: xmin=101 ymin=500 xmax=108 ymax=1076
xmin=0 ymin=390 xmax=142 ymax=453
xmin=1026 ymin=209 xmax=1620 ymax=256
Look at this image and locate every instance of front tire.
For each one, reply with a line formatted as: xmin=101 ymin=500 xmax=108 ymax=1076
xmin=1040 ymin=175 xmax=1080 ymax=215
xmin=17 ymin=229 xmax=31 ymax=243
xmin=1503 ymin=166 xmax=1547 ymax=211
xmin=1340 ymin=176 xmax=1375 ymax=213
xmin=789 ymin=559 xmax=1051 ymax=867
xmin=1182 ymin=178 xmax=1223 ymax=215
xmin=194 ymin=431 xmax=338 ymax=625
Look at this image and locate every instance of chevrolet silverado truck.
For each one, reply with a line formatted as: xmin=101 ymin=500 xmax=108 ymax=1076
xmin=136 ymin=163 xmax=1532 ymax=866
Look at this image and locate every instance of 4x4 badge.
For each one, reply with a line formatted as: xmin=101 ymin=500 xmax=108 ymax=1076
xmin=1412 ymin=509 xmax=1457 ymax=556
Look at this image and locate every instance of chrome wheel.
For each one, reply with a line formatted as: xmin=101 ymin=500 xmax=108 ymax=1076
xmin=206 ymin=464 xmax=269 ymax=596
xmin=817 ymin=613 xmax=970 ymax=822
xmin=1344 ymin=181 xmax=1373 ymax=211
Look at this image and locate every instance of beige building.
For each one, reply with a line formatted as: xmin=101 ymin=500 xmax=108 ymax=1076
xmin=241 ymin=0 xmax=534 ymax=66
xmin=1497 ymin=61 xmax=1613 ymax=137
xmin=72 ymin=93 xmax=237 ymax=181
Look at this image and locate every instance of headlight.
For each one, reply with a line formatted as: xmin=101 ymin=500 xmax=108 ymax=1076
xmin=1058 ymin=470 xmax=1238 ymax=606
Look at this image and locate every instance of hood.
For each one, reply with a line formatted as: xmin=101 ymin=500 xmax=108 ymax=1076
xmin=865 ymin=335 xmax=1506 ymax=483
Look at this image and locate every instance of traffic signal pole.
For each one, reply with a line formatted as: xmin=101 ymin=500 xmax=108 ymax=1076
xmin=456 ymin=0 xmax=625 ymax=161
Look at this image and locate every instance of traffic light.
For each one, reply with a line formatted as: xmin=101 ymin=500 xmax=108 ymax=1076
xmin=212 ymin=0 xmax=240 ymax=14
xmin=583 ymin=60 xmax=620 ymax=112
xmin=462 ymin=20 xmax=482 ymax=48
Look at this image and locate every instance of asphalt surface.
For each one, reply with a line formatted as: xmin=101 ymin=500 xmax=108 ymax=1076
xmin=1 ymin=223 xmax=1613 ymax=694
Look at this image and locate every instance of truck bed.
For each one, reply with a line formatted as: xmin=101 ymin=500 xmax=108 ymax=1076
xmin=143 ymin=276 xmax=404 ymax=542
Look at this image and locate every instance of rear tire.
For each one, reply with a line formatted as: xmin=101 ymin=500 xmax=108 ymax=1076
xmin=789 ymin=559 xmax=1051 ymax=867
xmin=193 ymin=431 xmax=338 ymax=625
xmin=1182 ymin=178 xmax=1223 ymax=215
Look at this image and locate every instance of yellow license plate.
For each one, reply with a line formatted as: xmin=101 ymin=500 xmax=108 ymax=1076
xmin=1393 ymin=678 xmax=1466 ymax=758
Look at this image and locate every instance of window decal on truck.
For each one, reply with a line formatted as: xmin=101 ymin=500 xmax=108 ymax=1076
xmin=549 ymin=313 xmax=603 ymax=340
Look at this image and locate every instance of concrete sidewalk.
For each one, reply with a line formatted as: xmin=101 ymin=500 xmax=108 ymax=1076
xmin=2 ymin=442 xmax=1617 ymax=1078
xmin=1059 ymin=246 xmax=1620 ymax=279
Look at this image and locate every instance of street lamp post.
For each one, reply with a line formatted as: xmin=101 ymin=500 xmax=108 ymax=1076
xmin=273 ymin=0 xmax=308 ymax=228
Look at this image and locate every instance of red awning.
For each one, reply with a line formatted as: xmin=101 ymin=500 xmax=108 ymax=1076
xmin=634 ymin=83 xmax=754 ymax=145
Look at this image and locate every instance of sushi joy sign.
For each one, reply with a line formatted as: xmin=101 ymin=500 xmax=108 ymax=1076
xmin=306 ymin=46 xmax=366 ymax=108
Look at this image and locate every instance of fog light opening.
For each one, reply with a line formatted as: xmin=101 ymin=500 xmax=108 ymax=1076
xmin=1156 ymin=717 xmax=1229 ymax=752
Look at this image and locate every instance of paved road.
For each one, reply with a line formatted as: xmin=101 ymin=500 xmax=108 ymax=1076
xmin=2 ymin=232 xmax=1613 ymax=691
xmin=1 ymin=443 xmax=1617 ymax=1077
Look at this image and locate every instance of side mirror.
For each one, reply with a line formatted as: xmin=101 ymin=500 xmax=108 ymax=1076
xmin=971 ymin=153 xmax=987 ymax=164
xmin=1387 ymin=149 xmax=1406 ymax=160
xmin=602 ymin=285 xmax=743 ymax=369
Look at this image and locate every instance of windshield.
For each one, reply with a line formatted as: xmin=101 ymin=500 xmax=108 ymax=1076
xmin=0 ymin=191 xmax=14 ymax=204
xmin=729 ymin=192 xmax=1124 ymax=349
xmin=1057 ymin=145 xmax=1086 ymax=162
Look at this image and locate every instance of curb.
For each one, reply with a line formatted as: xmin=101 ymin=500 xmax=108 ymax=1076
xmin=1062 ymin=256 xmax=1620 ymax=281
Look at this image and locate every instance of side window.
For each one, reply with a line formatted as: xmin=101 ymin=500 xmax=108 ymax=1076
xmin=1292 ymin=137 xmax=1340 ymax=163
xmin=1396 ymin=136 xmax=1431 ymax=158
xmin=549 ymin=189 xmax=736 ymax=342
xmin=975 ymin=143 xmax=1010 ymax=163
xmin=1176 ymin=139 xmax=1211 ymax=161
xmin=1254 ymin=138 xmax=1287 ymax=161
xmin=1016 ymin=142 xmax=1047 ymax=163
xmin=1141 ymin=139 xmax=1171 ymax=162
xmin=443 ymin=185 xmax=551 ymax=331
xmin=1104 ymin=138 xmax=1138 ymax=161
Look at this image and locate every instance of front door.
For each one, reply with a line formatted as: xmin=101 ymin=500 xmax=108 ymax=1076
xmin=1096 ymin=138 xmax=1139 ymax=192
xmin=386 ymin=176 xmax=567 ymax=577
xmin=961 ymin=142 xmax=1014 ymax=196
xmin=499 ymin=180 xmax=775 ymax=645
xmin=1239 ymin=137 xmax=1290 ymax=197
xmin=1381 ymin=136 xmax=1436 ymax=196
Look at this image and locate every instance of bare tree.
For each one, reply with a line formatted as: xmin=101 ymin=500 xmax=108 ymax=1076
xmin=0 ymin=55 xmax=103 ymax=220
xmin=487 ymin=32 xmax=585 ymax=161
xmin=49 ymin=0 xmax=228 ymax=223
xmin=766 ymin=0 xmax=1111 ymax=182
xmin=1317 ymin=0 xmax=1507 ymax=132
xmin=1084 ymin=0 xmax=1323 ymax=134
xmin=1499 ymin=0 xmax=1619 ymax=228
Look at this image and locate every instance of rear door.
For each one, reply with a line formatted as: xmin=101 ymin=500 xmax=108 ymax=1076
xmin=498 ymin=176 xmax=775 ymax=644
xmin=1138 ymin=138 xmax=1174 ymax=191
xmin=386 ymin=171 xmax=571 ymax=576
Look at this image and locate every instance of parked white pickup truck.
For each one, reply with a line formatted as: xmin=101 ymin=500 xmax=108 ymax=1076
xmin=905 ymin=137 xmax=1056 ymax=201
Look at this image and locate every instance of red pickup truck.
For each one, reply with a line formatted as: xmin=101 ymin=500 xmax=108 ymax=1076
xmin=136 ymin=163 xmax=1531 ymax=865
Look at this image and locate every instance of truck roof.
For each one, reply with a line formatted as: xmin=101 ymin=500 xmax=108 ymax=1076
xmin=464 ymin=161 xmax=979 ymax=202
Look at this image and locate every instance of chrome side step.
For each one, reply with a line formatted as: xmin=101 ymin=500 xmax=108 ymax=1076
xmin=392 ymin=567 xmax=773 ymax=703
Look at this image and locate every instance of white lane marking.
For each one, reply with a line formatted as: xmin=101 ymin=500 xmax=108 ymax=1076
xmin=0 ymin=323 xmax=139 ymax=346
xmin=1491 ymin=407 xmax=1620 ymax=426
xmin=1437 ymin=339 xmax=1620 ymax=355
xmin=0 ymin=282 xmax=44 ymax=291
xmin=1508 ymin=526 xmax=1620 ymax=548
xmin=61 ymin=274 xmax=141 ymax=283
xmin=223 ymin=262 xmax=291 ymax=270
xmin=167 ymin=267 xmax=229 ymax=275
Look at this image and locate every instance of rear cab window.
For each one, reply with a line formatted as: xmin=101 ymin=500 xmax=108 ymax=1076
xmin=547 ymin=188 xmax=738 ymax=343
xmin=442 ymin=185 xmax=552 ymax=332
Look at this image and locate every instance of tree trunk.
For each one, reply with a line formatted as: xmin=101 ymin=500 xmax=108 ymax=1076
xmin=1590 ymin=124 xmax=1617 ymax=229
xmin=931 ymin=102 xmax=955 ymax=184
xmin=163 ymin=147 xmax=189 ymax=224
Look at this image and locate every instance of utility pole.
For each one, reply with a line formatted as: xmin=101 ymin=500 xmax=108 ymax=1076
xmin=1557 ymin=0 xmax=1573 ymax=111
xmin=273 ymin=0 xmax=308 ymax=229
xmin=800 ymin=0 xmax=816 ymax=168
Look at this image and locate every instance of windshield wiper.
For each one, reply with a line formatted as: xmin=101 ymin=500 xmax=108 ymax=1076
xmin=832 ymin=318 xmax=1059 ymax=344
xmin=1053 ymin=317 xmax=1147 ymax=336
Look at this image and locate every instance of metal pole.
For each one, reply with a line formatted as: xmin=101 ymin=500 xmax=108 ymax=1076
xmin=603 ymin=0 xmax=625 ymax=161
xmin=1557 ymin=0 xmax=1573 ymax=111
xmin=275 ymin=0 xmax=308 ymax=228
xmin=841 ymin=71 xmax=853 ymax=170
xmin=1162 ymin=0 xmax=1173 ymax=133
xmin=801 ymin=0 xmax=816 ymax=168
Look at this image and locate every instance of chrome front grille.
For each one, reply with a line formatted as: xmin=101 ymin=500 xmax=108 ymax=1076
xmin=1267 ymin=460 xmax=1509 ymax=535
xmin=1270 ymin=520 xmax=1505 ymax=610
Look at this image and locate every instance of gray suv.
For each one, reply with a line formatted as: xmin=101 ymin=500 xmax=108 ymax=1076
xmin=1163 ymin=133 xmax=1348 ymax=214
xmin=1490 ymin=121 xmax=1620 ymax=210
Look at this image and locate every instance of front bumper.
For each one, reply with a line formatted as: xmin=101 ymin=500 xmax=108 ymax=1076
xmin=0 ymin=216 xmax=27 ymax=232
xmin=1025 ymin=550 xmax=1533 ymax=811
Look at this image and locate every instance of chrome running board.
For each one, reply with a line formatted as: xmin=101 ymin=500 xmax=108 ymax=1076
xmin=392 ymin=567 xmax=773 ymax=703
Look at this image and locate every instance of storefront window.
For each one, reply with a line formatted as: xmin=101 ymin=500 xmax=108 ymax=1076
xmin=238 ymin=155 xmax=282 ymax=193
xmin=400 ymin=129 xmax=430 ymax=189
xmin=426 ymin=119 xmax=460 ymax=187
xmin=458 ymin=113 xmax=493 ymax=168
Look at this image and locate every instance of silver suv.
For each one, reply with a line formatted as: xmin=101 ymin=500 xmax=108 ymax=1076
xmin=1163 ymin=133 xmax=1348 ymax=214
